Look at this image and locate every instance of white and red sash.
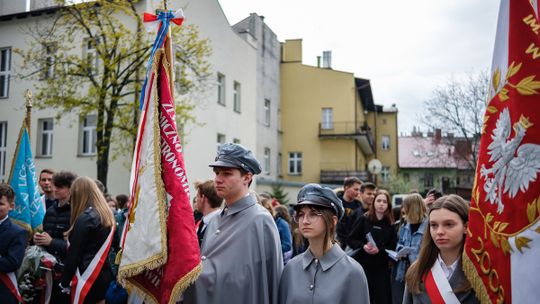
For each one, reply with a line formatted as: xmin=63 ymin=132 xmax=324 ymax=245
xmin=0 ymin=272 xmax=22 ymax=302
xmin=71 ymin=226 xmax=115 ymax=304
xmin=424 ymin=260 xmax=460 ymax=304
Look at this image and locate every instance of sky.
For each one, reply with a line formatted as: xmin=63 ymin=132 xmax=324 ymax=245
xmin=218 ymin=0 xmax=501 ymax=134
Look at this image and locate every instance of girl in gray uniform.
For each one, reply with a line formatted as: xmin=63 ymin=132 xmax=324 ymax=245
xmin=278 ymin=183 xmax=370 ymax=304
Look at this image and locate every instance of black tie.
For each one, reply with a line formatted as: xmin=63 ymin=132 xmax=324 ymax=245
xmin=197 ymin=221 xmax=205 ymax=246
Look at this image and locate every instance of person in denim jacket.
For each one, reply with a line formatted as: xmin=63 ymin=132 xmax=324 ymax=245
xmin=392 ymin=193 xmax=427 ymax=304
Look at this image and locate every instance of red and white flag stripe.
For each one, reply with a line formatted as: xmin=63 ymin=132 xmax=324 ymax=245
xmin=71 ymin=226 xmax=115 ymax=304
xmin=0 ymin=272 xmax=22 ymax=302
xmin=424 ymin=261 xmax=460 ymax=304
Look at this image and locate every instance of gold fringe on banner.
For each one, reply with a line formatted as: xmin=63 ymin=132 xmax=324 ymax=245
xmin=462 ymin=252 xmax=493 ymax=304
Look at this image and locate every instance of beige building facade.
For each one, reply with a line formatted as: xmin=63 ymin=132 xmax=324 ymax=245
xmin=280 ymin=39 xmax=398 ymax=197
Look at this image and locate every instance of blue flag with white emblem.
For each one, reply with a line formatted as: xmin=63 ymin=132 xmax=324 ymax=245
xmin=9 ymin=127 xmax=45 ymax=233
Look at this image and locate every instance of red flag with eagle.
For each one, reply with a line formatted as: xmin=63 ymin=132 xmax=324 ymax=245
xmin=464 ymin=1 xmax=540 ymax=303
xmin=117 ymin=9 xmax=201 ymax=304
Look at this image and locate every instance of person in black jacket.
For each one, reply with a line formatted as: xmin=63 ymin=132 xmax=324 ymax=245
xmin=0 ymin=184 xmax=27 ymax=304
xmin=60 ymin=176 xmax=115 ymax=304
xmin=33 ymin=170 xmax=77 ymax=304
xmin=349 ymin=189 xmax=396 ymax=304
xmin=335 ymin=177 xmax=362 ymax=248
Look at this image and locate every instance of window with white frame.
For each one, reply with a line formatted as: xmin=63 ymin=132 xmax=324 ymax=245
xmin=264 ymin=99 xmax=271 ymax=127
xmin=264 ymin=147 xmax=271 ymax=175
xmin=288 ymin=152 xmax=302 ymax=175
xmin=43 ymin=43 xmax=56 ymax=79
xmin=381 ymin=135 xmax=390 ymax=151
xmin=0 ymin=122 xmax=6 ymax=182
xmin=79 ymin=115 xmax=97 ymax=156
xmin=321 ymin=107 xmax=333 ymax=129
xmin=233 ymin=138 xmax=240 ymax=144
xmin=37 ymin=118 xmax=54 ymax=157
xmin=0 ymin=48 xmax=11 ymax=98
xmin=217 ymin=133 xmax=225 ymax=151
xmin=217 ymin=73 xmax=225 ymax=105
xmin=381 ymin=166 xmax=390 ymax=183
xmin=84 ymin=38 xmax=99 ymax=75
xmin=233 ymin=81 xmax=241 ymax=113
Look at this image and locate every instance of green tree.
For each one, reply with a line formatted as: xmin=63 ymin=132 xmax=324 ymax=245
xmin=271 ymin=183 xmax=290 ymax=205
xmin=16 ymin=0 xmax=211 ymax=188
xmin=380 ymin=175 xmax=411 ymax=195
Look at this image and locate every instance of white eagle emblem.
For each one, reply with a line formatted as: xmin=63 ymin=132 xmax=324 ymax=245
xmin=480 ymin=108 xmax=540 ymax=213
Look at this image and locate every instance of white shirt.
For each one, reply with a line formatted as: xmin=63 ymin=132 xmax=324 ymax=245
xmin=201 ymin=209 xmax=220 ymax=232
xmin=437 ymin=254 xmax=459 ymax=279
xmin=0 ymin=214 xmax=8 ymax=226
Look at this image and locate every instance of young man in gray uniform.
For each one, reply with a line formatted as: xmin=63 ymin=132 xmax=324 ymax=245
xmin=183 ymin=143 xmax=283 ymax=304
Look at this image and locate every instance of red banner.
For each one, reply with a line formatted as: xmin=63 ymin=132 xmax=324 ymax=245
xmin=464 ymin=1 xmax=540 ymax=303
xmin=119 ymin=49 xmax=201 ymax=304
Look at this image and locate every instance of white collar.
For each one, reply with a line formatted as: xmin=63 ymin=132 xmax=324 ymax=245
xmin=0 ymin=215 xmax=8 ymax=226
xmin=202 ymin=209 xmax=221 ymax=225
xmin=437 ymin=254 xmax=460 ymax=279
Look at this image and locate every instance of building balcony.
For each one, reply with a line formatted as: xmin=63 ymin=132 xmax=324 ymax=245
xmin=318 ymin=121 xmax=375 ymax=155
xmin=320 ymin=170 xmax=372 ymax=185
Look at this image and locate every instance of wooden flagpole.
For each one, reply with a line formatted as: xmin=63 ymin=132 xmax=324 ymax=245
xmin=8 ymin=89 xmax=33 ymax=182
xmin=161 ymin=0 xmax=175 ymax=98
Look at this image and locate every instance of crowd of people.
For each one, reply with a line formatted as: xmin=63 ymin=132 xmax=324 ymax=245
xmin=0 ymin=142 xmax=479 ymax=304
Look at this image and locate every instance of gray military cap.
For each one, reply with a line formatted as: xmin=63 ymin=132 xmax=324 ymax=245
xmin=295 ymin=183 xmax=344 ymax=220
xmin=209 ymin=143 xmax=262 ymax=175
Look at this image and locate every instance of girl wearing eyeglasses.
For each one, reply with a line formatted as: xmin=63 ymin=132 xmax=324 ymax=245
xmin=403 ymin=195 xmax=479 ymax=304
xmin=278 ymin=184 xmax=370 ymax=304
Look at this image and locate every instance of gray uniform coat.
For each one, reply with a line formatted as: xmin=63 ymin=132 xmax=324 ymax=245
xmin=183 ymin=193 xmax=283 ymax=304
xmin=403 ymin=260 xmax=479 ymax=304
xmin=278 ymin=244 xmax=370 ymax=304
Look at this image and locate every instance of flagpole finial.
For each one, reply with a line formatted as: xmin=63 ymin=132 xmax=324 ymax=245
xmin=24 ymin=89 xmax=33 ymax=137
xmin=25 ymin=89 xmax=33 ymax=109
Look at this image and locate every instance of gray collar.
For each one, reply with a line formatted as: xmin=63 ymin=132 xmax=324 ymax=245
xmin=302 ymin=243 xmax=345 ymax=271
xmin=222 ymin=193 xmax=256 ymax=217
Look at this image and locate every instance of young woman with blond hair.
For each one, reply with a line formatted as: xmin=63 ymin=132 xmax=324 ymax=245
xmin=59 ymin=177 xmax=116 ymax=304
xmin=393 ymin=193 xmax=428 ymax=304
xmin=403 ymin=195 xmax=479 ymax=303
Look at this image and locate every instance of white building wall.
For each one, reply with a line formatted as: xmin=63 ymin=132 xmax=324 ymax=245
xmin=232 ymin=13 xmax=281 ymax=190
xmin=0 ymin=0 xmax=258 ymax=197
xmin=162 ymin=0 xmax=258 ymax=189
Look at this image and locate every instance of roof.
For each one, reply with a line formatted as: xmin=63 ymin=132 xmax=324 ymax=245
xmin=398 ymin=137 xmax=471 ymax=170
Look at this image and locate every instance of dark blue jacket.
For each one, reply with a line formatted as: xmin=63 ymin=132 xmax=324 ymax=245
xmin=0 ymin=217 xmax=27 ymax=303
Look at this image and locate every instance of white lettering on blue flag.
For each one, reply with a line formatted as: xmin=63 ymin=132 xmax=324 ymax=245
xmin=9 ymin=128 xmax=45 ymax=231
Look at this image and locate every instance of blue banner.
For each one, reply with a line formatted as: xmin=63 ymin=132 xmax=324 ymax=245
xmin=9 ymin=128 xmax=45 ymax=232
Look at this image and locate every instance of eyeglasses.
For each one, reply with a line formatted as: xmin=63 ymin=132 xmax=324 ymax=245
xmin=293 ymin=210 xmax=323 ymax=223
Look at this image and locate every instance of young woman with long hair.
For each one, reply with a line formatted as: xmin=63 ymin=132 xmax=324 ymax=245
xmin=403 ymin=195 xmax=479 ymax=303
xmin=393 ymin=193 xmax=428 ymax=304
xmin=278 ymin=184 xmax=369 ymax=304
xmin=348 ymin=189 xmax=396 ymax=304
xmin=59 ymin=177 xmax=116 ymax=304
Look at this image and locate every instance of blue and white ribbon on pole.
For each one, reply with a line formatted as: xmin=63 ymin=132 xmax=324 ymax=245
xmin=140 ymin=9 xmax=184 ymax=109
